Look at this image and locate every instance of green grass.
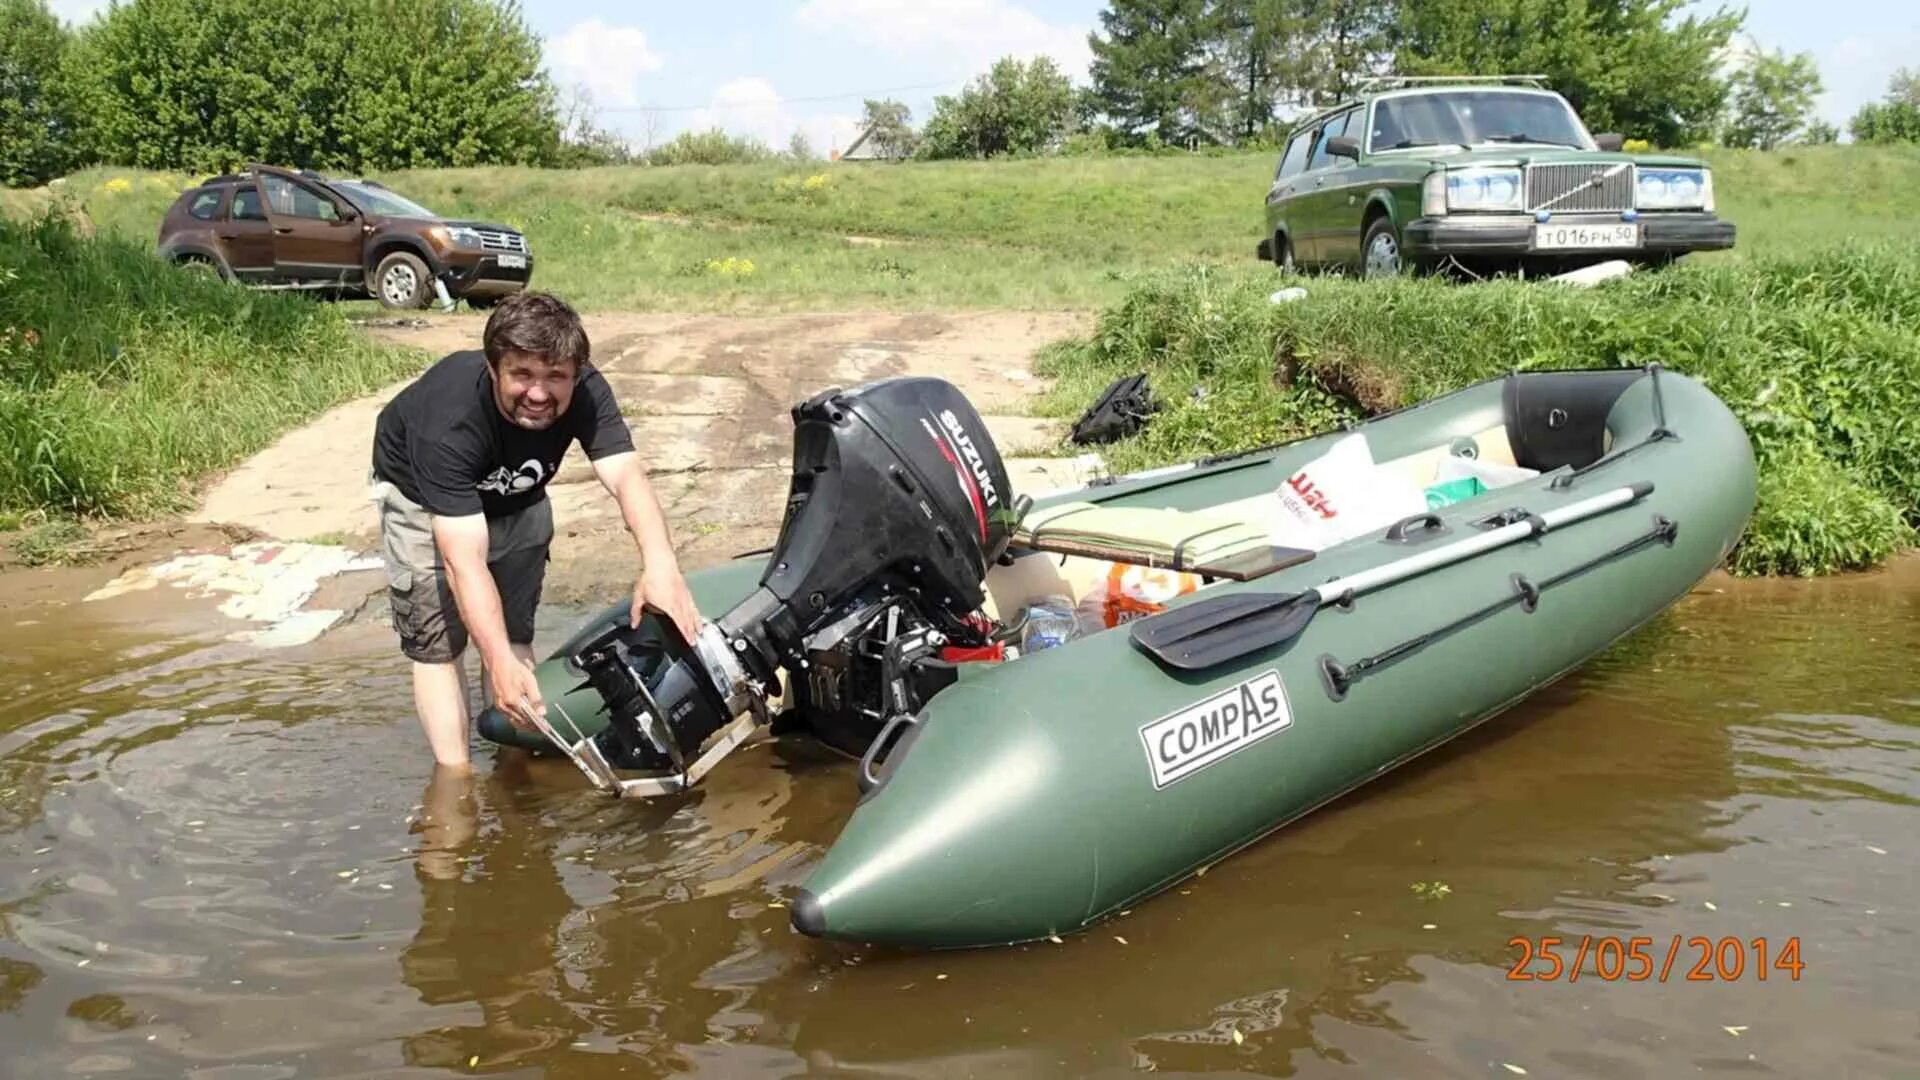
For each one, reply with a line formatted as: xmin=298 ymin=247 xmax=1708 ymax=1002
xmin=16 ymin=146 xmax=1917 ymax=312
xmin=0 ymin=206 xmax=420 ymax=519
xmin=3 ymin=148 xmax=1916 ymax=577
xmin=1031 ymin=245 xmax=1920 ymax=577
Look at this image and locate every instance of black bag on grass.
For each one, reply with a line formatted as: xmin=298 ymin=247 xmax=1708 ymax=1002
xmin=1069 ymin=372 xmax=1158 ymax=445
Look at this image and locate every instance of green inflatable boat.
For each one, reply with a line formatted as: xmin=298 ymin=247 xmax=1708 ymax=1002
xmin=479 ymin=363 xmax=1755 ymax=950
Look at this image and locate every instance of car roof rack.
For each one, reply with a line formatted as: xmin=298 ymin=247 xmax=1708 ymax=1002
xmin=1357 ymin=74 xmax=1550 ymax=91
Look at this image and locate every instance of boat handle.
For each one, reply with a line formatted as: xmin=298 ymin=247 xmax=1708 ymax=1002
xmin=1383 ymin=512 xmax=1445 ymax=543
xmin=858 ymin=713 xmax=919 ymax=795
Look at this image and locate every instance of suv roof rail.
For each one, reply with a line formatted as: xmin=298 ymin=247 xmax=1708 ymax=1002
xmin=1357 ymin=74 xmax=1550 ymax=91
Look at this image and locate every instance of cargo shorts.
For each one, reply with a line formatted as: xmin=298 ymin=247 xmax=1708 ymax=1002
xmin=370 ymin=474 xmax=553 ymax=664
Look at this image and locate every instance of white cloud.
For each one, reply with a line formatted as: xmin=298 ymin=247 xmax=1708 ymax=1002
xmin=545 ymin=19 xmax=664 ymax=110
xmin=686 ymin=77 xmax=863 ymax=156
xmin=795 ymin=0 xmax=1093 ymax=83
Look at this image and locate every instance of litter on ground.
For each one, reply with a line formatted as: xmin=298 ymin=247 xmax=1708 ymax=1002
xmin=83 ymin=541 xmax=381 ymax=648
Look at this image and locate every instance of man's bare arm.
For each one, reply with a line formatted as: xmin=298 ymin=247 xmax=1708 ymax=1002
xmin=430 ymin=512 xmax=542 ymax=722
xmin=590 ymin=451 xmax=677 ymax=568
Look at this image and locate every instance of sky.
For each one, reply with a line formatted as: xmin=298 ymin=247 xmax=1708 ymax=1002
xmin=45 ymin=0 xmax=1919 ymax=154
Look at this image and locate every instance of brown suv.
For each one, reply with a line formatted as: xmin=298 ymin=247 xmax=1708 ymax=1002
xmin=156 ymin=163 xmax=533 ymax=309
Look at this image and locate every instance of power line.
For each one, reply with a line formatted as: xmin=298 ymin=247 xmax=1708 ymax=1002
xmin=591 ymin=77 xmax=970 ymax=113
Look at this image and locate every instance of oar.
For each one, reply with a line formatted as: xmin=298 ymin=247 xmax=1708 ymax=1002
xmin=1131 ymin=481 xmax=1653 ymax=671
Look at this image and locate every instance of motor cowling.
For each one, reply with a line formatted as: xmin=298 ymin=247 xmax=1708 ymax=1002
xmin=755 ymin=376 xmax=1016 ymax=636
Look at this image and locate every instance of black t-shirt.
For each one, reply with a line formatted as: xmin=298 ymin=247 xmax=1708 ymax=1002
xmin=371 ymin=350 xmax=634 ymax=517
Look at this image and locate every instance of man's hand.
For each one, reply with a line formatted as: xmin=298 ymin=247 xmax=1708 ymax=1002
xmin=634 ymin=562 xmax=701 ymax=641
xmin=489 ymin=653 xmax=545 ymax=732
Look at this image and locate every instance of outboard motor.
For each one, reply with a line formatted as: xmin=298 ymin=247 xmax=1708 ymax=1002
xmin=546 ymin=376 xmax=1027 ymax=797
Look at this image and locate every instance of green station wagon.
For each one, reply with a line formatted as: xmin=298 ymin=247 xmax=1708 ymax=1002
xmin=1258 ymin=76 xmax=1736 ymax=277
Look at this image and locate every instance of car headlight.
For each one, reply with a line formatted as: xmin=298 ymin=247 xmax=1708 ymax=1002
xmin=1637 ymin=168 xmax=1710 ymax=211
xmin=429 ymin=225 xmax=484 ymax=249
xmin=1445 ymin=167 xmax=1525 ymax=213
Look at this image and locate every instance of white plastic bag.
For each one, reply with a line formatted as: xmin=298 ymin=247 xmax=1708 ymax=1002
xmin=1269 ymin=433 xmax=1429 ymax=550
xmin=1074 ymin=564 xmax=1205 ymax=634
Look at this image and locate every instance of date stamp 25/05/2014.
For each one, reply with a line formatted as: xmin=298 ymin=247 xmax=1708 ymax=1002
xmin=1507 ymin=935 xmax=1805 ymax=983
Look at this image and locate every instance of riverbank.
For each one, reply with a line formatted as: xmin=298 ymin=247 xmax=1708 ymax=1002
xmin=1032 ymin=246 xmax=1920 ymax=577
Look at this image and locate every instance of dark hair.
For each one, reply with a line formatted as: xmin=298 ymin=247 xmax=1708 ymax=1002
xmin=482 ymin=291 xmax=591 ymax=371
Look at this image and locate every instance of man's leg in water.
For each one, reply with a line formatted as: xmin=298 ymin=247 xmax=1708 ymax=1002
xmin=412 ymin=653 xmax=473 ymax=768
xmin=377 ymin=477 xmax=480 ymax=768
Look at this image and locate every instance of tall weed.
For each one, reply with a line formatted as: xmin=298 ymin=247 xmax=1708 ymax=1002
xmin=0 ymin=211 xmax=417 ymax=517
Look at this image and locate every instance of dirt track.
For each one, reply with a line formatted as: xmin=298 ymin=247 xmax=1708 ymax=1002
xmin=189 ymin=309 xmax=1096 ymax=606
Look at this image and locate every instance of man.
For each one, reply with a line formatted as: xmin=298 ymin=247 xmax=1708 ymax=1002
xmin=369 ymin=291 xmax=700 ymax=768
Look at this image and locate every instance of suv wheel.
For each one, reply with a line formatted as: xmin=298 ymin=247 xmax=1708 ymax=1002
xmin=176 ymin=255 xmax=226 ymax=282
xmin=373 ymin=251 xmax=430 ymax=309
xmin=1362 ymin=218 xmax=1404 ymax=279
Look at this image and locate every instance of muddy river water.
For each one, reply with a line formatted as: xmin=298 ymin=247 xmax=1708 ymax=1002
xmin=1 ymin=560 xmax=1915 ymax=1078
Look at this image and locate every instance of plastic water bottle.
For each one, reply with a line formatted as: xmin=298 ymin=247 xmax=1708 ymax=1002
xmin=1021 ymin=596 xmax=1079 ymax=653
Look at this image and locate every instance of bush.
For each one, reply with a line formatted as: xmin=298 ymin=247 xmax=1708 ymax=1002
xmin=1731 ymin=448 xmax=1912 ymax=576
xmin=0 ymin=209 xmax=417 ymax=517
xmin=644 ymin=129 xmax=777 ymax=167
xmin=1035 ymin=248 xmax=1920 ymax=576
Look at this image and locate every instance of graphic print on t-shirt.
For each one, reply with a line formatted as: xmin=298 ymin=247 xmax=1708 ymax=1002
xmin=477 ymin=457 xmax=561 ymax=496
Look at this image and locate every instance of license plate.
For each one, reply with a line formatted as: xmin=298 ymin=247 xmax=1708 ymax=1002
xmin=1532 ymin=222 xmax=1639 ymax=250
xmin=497 ymin=253 xmax=526 ymax=269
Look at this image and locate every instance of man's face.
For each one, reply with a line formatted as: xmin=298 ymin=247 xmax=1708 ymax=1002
xmin=491 ymin=350 xmax=577 ymax=430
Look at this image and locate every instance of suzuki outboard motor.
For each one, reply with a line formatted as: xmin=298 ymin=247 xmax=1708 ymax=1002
xmin=542 ymin=376 xmax=1026 ymax=797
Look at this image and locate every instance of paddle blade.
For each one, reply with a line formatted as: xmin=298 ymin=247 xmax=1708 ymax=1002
xmin=1129 ymin=590 xmax=1320 ymax=672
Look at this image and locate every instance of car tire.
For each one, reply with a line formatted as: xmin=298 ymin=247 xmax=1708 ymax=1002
xmin=1273 ymin=234 xmax=1296 ymax=274
xmin=372 ymin=251 xmax=431 ymax=310
xmin=175 ymin=255 xmax=229 ymax=282
xmin=1361 ymin=217 xmax=1405 ymax=279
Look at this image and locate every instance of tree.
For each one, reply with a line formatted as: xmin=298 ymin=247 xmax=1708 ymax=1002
xmin=1889 ymin=66 xmax=1920 ymax=107
xmin=1387 ymin=0 xmax=1744 ymax=148
xmin=1294 ymin=0 xmax=1393 ymax=108
xmin=1801 ymin=118 xmax=1838 ymax=144
xmin=1088 ymin=0 xmax=1232 ymax=145
xmin=65 ymin=0 xmax=564 ymax=173
xmin=552 ymin=85 xmax=637 ymax=166
xmin=1211 ymin=0 xmax=1383 ymax=138
xmin=0 ymin=0 xmax=85 ymax=186
xmin=1848 ymin=67 xmax=1920 ymax=145
xmin=917 ymin=56 xmax=1078 ymax=159
xmin=1720 ymin=42 xmax=1822 ymax=149
xmin=859 ymin=98 xmax=916 ymax=159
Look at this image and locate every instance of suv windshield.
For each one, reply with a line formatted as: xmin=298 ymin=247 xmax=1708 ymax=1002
xmin=1368 ymin=91 xmax=1592 ymax=153
xmin=330 ymin=181 xmax=437 ymax=219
